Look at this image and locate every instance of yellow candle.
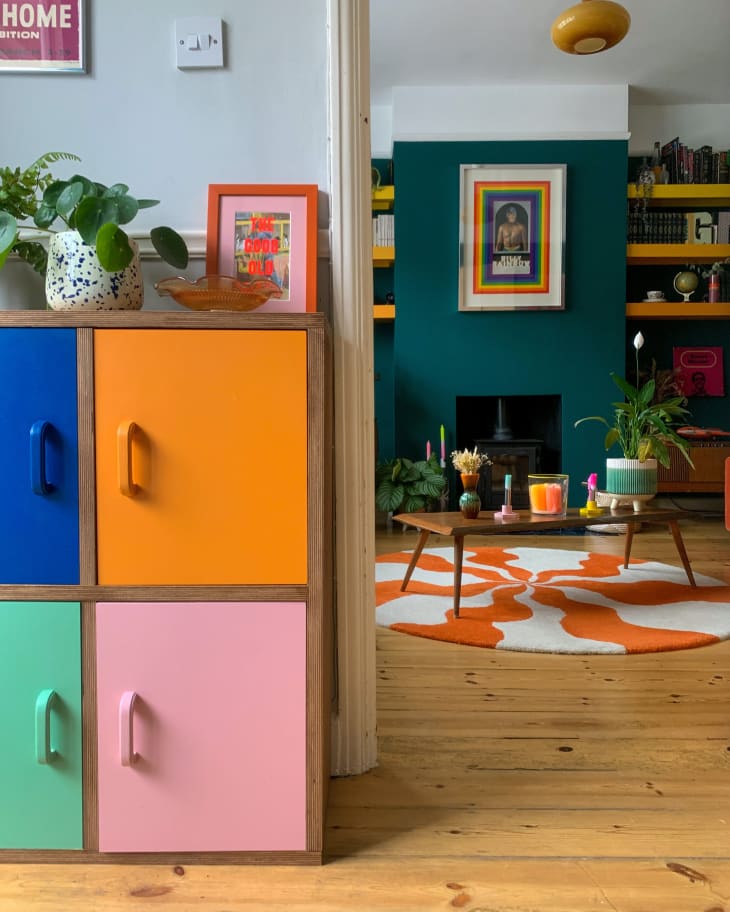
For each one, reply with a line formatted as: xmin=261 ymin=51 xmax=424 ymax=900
xmin=529 ymin=483 xmax=547 ymax=512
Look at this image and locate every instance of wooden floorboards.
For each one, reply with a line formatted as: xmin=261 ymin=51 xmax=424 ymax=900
xmin=2 ymin=511 xmax=730 ymax=910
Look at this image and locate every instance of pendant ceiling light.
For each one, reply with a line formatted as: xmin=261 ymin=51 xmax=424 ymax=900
xmin=551 ymin=0 xmax=630 ymax=54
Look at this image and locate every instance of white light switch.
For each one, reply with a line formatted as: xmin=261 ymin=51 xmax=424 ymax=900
xmin=175 ymin=17 xmax=223 ymax=69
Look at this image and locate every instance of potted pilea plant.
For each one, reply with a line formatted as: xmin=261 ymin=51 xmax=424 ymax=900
xmin=0 ymin=152 xmax=188 ymax=310
xmin=574 ymin=332 xmax=693 ymax=503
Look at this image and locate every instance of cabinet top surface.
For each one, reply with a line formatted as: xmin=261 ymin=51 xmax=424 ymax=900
xmin=0 ymin=311 xmax=328 ymax=330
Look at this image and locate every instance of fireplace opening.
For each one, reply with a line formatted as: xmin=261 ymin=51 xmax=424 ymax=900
xmin=456 ymin=395 xmax=562 ymax=509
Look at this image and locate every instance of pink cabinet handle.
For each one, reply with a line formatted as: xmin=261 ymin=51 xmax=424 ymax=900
xmin=35 ymin=688 xmax=58 ymax=765
xmin=119 ymin=691 xmax=139 ymax=767
xmin=117 ymin=420 xmax=139 ymax=497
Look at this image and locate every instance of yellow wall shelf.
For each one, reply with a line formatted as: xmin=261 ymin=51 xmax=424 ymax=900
xmin=626 ymin=301 xmax=730 ymax=319
xmin=627 ymin=183 xmax=730 ymax=207
xmin=371 ymin=185 xmax=394 ymax=210
xmin=627 ymin=243 xmax=730 ymax=264
xmin=373 ymin=303 xmax=395 ymax=321
xmin=373 ymin=246 xmax=395 ymax=268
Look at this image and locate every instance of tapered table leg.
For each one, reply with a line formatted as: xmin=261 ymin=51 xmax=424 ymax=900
xmin=453 ymin=535 xmax=465 ymax=619
xmin=624 ymin=522 xmax=635 ymax=569
xmin=400 ymin=529 xmax=431 ymax=592
xmin=668 ymin=520 xmax=697 ymax=587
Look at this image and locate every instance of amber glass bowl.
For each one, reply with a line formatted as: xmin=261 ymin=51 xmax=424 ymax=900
xmin=155 ymin=275 xmax=283 ymax=312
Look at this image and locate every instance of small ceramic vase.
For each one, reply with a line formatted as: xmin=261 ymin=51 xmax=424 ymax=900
xmin=459 ymin=472 xmax=481 ymax=519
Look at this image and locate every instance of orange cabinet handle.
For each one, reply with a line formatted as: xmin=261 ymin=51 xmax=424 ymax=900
xmin=117 ymin=420 xmax=139 ymax=497
xmin=119 ymin=691 xmax=139 ymax=767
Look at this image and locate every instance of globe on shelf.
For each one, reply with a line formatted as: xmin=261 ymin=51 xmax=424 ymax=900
xmin=673 ymin=270 xmax=699 ymax=303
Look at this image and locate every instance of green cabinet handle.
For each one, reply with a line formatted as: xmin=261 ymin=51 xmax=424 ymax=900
xmin=35 ymin=689 xmax=58 ymax=764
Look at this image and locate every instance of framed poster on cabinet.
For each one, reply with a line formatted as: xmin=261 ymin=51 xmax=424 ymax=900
xmin=0 ymin=0 xmax=86 ymax=72
xmin=458 ymin=164 xmax=566 ymax=312
xmin=206 ymin=184 xmax=318 ymax=313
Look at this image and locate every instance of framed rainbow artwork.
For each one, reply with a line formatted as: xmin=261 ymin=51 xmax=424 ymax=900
xmin=458 ymin=164 xmax=566 ymax=311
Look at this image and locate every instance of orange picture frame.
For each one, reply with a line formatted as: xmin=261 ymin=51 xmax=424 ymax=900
xmin=206 ymin=184 xmax=318 ymax=313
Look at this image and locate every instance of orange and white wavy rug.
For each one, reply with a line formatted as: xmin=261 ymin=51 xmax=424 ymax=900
xmin=375 ymin=546 xmax=730 ymax=654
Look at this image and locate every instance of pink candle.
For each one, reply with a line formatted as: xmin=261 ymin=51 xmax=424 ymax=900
xmin=426 ymin=440 xmax=431 ymax=460
xmin=545 ymin=483 xmax=563 ymax=513
xmin=440 ymin=424 xmax=446 ymax=462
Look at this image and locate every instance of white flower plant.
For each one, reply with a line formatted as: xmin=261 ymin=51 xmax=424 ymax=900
xmin=574 ymin=332 xmax=693 ymax=468
xmin=451 ymin=446 xmax=492 ymax=474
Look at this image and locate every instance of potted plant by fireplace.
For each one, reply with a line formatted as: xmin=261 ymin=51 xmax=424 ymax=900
xmin=0 ymin=152 xmax=188 ymax=310
xmin=375 ymin=453 xmax=447 ymax=517
xmin=574 ymin=332 xmax=693 ymax=509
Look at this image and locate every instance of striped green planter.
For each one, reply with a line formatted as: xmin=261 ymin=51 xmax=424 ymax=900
xmin=606 ymin=458 xmax=658 ymax=496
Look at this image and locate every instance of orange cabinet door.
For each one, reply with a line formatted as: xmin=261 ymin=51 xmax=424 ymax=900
xmin=94 ymin=330 xmax=307 ymax=585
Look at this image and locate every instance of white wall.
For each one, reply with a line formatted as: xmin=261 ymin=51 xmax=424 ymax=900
xmin=372 ymin=91 xmax=730 ymax=160
xmin=0 ymin=0 xmax=329 ymax=309
xmin=629 ymin=104 xmax=730 ymax=156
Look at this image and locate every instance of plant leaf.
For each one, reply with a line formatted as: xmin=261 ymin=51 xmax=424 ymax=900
xmin=95 ymin=222 xmax=134 ymax=272
xmin=375 ymin=479 xmax=404 ymax=513
xmin=150 ymin=226 xmax=188 ymax=269
xmin=0 ymin=210 xmax=18 ymax=258
xmin=55 ymin=181 xmax=85 ymax=219
xmin=74 ymin=197 xmax=106 ymax=244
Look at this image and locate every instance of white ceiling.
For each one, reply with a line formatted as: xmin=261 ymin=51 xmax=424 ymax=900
xmin=370 ymin=0 xmax=730 ymax=107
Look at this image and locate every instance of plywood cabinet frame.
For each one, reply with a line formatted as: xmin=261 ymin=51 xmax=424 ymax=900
xmin=0 ymin=312 xmax=332 ymax=865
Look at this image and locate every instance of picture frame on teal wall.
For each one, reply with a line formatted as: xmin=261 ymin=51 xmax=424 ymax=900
xmin=458 ymin=164 xmax=566 ymax=311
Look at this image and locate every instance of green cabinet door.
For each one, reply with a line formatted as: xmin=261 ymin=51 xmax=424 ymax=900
xmin=0 ymin=602 xmax=82 ymax=849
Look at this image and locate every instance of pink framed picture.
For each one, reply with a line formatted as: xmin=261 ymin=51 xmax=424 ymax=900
xmin=206 ymin=184 xmax=318 ymax=313
xmin=673 ymin=346 xmax=725 ymax=398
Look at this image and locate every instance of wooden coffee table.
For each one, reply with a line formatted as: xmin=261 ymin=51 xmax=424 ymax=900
xmin=393 ymin=507 xmax=697 ymax=618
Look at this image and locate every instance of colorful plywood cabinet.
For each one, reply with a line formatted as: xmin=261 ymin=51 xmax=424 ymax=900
xmin=96 ymin=601 xmax=306 ymax=853
xmin=0 ymin=329 xmax=79 ymax=583
xmin=93 ymin=329 xmax=308 ymax=585
xmin=0 ymin=601 xmax=83 ymax=849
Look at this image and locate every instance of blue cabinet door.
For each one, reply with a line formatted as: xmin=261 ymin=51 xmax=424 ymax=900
xmin=0 ymin=329 xmax=79 ymax=583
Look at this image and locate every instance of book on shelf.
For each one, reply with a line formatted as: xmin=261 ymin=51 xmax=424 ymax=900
xmin=656 ymin=136 xmax=730 ymax=184
xmin=372 ymin=213 xmax=394 ymax=248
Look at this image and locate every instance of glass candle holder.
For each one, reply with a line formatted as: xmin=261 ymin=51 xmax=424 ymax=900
xmin=528 ymin=474 xmax=569 ymax=515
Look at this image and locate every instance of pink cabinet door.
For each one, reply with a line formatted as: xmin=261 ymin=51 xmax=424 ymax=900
xmin=96 ymin=601 xmax=306 ymax=853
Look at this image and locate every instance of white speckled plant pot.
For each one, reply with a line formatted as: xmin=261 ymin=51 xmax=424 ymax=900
xmin=45 ymin=230 xmax=143 ymax=311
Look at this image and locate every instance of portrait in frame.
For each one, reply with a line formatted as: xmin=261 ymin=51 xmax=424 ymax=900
xmin=459 ymin=164 xmax=566 ymax=311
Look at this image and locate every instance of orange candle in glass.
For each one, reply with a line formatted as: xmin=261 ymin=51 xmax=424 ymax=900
xmin=528 ymin=474 xmax=568 ymax=514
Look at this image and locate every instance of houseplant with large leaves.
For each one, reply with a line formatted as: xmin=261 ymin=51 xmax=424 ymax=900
xmin=375 ymin=454 xmax=447 ymax=514
xmin=0 ymin=152 xmax=188 ymax=309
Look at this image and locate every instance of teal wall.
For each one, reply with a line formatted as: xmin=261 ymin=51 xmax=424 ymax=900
xmin=374 ymin=321 xmax=395 ymax=460
xmin=388 ymin=139 xmax=629 ymax=506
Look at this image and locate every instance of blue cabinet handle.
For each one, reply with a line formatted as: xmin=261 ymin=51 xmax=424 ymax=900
xmin=30 ymin=420 xmax=54 ymax=495
xmin=35 ymin=689 xmax=58 ymax=764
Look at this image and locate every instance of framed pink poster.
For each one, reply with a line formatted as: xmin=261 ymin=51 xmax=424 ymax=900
xmin=206 ymin=184 xmax=318 ymax=313
xmin=673 ymin=346 xmax=725 ymax=398
xmin=0 ymin=0 xmax=85 ymax=72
